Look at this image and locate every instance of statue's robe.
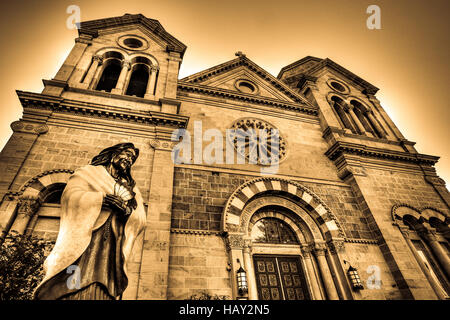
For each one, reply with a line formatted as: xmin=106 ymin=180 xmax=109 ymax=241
xmin=34 ymin=164 xmax=146 ymax=300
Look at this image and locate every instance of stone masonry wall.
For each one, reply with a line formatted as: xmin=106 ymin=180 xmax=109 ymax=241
xmin=171 ymin=167 xmax=373 ymax=240
xmin=167 ymin=232 xmax=232 ymax=299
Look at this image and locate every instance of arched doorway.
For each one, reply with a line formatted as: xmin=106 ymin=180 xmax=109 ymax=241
xmin=222 ymin=177 xmax=350 ymax=300
xmin=250 ymin=208 xmax=311 ymax=300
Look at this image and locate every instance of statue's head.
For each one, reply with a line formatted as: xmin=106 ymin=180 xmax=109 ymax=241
xmin=91 ymin=143 xmax=140 ymax=187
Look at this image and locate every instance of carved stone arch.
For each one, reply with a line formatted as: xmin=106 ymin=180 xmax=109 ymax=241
xmin=222 ymin=177 xmax=346 ymax=241
xmin=326 ymin=92 xmax=347 ymax=105
xmin=95 ymin=47 xmax=129 ymax=60
xmin=391 ymin=204 xmax=422 ymax=223
xmin=392 ymin=204 xmax=449 ymax=225
xmin=348 ymin=96 xmax=370 ymax=113
xmin=128 ymin=52 xmax=159 ymax=68
xmin=421 ymin=207 xmax=449 ymax=224
xmin=19 ymin=169 xmax=73 ymax=201
xmin=244 ymin=196 xmax=321 ymax=243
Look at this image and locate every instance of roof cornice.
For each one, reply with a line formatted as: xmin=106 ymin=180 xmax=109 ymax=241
xmin=16 ymin=91 xmax=189 ymax=129
xmin=306 ymin=58 xmax=379 ymax=94
xmin=325 ymin=141 xmax=439 ymax=165
xmin=177 ymin=82 xmax=318 ymax=116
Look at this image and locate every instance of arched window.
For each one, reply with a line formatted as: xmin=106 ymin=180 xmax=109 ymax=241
xmin=27 ymin=183 xmax=66 ymax=240
xmin=402 ymin=215 xmax=450 ymax=298
xmin=251 ymin=217 xmax=299 ymax=244
xmin=125 ymin=64 xmax=149 ymax=98
xmin=350 ymin=100 xmax=383 ymax=138
xmin=95 ymin=60 xmax=122 ymax=92
xmin=330 ymin=96 xmax=356 ymax=133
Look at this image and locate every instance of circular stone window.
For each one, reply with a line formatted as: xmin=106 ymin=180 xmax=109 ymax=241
xmin=327 ymin=79 xmax=349 ymax=94
xmin=123 ymin=38 xmax=143 ymax=48
xmin=117 ymin=35 xmax=149 ymax=51
xmin=234 ymin=79 xmax=259 ymax=94
xmin=228 ymin=118 xmax=287 ymax=165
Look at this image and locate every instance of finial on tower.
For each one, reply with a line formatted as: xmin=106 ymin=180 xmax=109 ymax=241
xmin=235 ymin=51 xmax=246 ymax=58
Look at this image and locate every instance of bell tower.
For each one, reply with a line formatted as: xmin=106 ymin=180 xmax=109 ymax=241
xmin=0 ymin=14 xmax=189 ymax=300
xmin=42 ymin=13 xmax=186 ymax=110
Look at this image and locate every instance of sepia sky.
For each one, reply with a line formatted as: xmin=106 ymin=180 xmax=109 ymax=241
xmin=0 ymin=0 xmax=448 ymax=183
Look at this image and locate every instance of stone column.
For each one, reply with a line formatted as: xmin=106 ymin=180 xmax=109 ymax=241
xmin=165 ymin=52 xmax=182 ymax=99
xmin=137 ymin=139 xmax=175 ymax=300
xmin=314 ymin=242 xmax=339 ymax=300
xmin=420 ymin=226 xmax=450 ymax=278
xmin=327 ymin=240 xmax=352 ymax=300
xmin=83 ymin=55 xmax=103 ymax=87
xmin=332 ymin=102 xmax=355 ymax=134
xmin=366 ymin=110 xmax=386 ymax=138
xmin=111 ymin=60 xmax=131 ymax=94
xmin=9 ymin=197 xmax=41 ymax=234
xmin=347 ymin=105 xmax=366 ymax=135
xmin=144 ymin=66 xmax=159 ymax=99
xmin=0 ymin=198 xmax=19 ymax=242
xmin=242 ymin=241 xmax=257 ymax=300
xmin=225 ymin=234 xmax=247 ymax=300
xmin=400 ymin=227 xmax=445 ymax=299
xmin=301 ymin=244 xmax=323 ymax=300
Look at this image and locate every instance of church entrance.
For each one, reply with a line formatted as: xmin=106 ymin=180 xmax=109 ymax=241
xmin=253 ymin=255 xmax=310 ymax=300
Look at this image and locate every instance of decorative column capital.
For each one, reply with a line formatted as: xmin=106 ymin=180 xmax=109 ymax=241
xmin=17 ymin=197 xmax=41 ymax=217
xmin=93 ymin=55 xmax=103 ymax=65
xmin=313 ymin=242 xmax=328 ymax=256
xmin=301 ymin=244 xmax=314 ymax=258
xmin=122 ymin=60 xmax=131 ymax=70
xmin=150 ymin=65 xmax=160 ymax=72
xmin=327 ymin=239 xmax=345 ymax=254
xmin=149 ymin=139 xmax=177 ymax=151
xmin=225 ymin=233 xmax=245 ymax=251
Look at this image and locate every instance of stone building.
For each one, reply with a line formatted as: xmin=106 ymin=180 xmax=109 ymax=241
xmin=0 ymin=14 xmax=449 ymax=300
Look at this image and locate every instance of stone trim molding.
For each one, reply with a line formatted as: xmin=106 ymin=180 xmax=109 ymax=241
xmin=10 ymin=121 xmax=49 ymax=135
xmin=178 ymin=82 xmax=317 ymax=115
xmin=391 ymin=204 xmax=449 ymax=224
xmin=18 ymin=169 xmax=73 ymax=200
xmin=170 ymin=228 xmax=221 ymax=236
xmin=16 ymin=90 xmax=189 ymax=129
xmin=344 ymin=238 xmax=378 ymax=245
xmin=221 ymin=177 xmax=346 ymax=240
xmin=325 ymin=141 xmax=439 ymax=165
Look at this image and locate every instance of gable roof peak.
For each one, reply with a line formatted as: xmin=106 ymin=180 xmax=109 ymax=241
xmin=78 ymin=13 xmax=187 ymax=57
xmin=180 ymin=54 xmax=315 ymax=106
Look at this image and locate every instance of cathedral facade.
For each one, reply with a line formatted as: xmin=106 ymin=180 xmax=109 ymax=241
xmin=0 ymin=14 xmax=449 ymax=300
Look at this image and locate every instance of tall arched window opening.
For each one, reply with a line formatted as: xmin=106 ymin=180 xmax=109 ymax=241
xmin=401 ymin=215 xmax=450 ymax=299
xmin=330 ymin=96 xmax=356 ymax=133
xmin=350 ymin=100 xmax=384 ymax=138
xmin=27 ymin=183 xmax=66 ymax=240
xmin=125 ymin=64 xmax=149 ymax=98
xmin=95 ymin=60 xmax=122 ymax=92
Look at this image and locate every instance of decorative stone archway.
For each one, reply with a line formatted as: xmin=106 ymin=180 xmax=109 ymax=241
xmin=221 ymin=177 xmax=351 ymax=300
xmin=6 ymin=169 xmax=73 ymax=236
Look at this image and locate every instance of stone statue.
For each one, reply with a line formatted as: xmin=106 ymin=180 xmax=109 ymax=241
xmin=34 ymin=143 xmax=146 ymax=300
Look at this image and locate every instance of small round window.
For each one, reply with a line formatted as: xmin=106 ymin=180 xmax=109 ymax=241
xmin=123 ymin=38 xmax=143 ymax=49
xmin=117 ymin=35 xmax=149 ymax=51
xmin=235 ymin=79 xmax=258 ymax=94
xmin=327 ymin=79 xmax=349 ymax=94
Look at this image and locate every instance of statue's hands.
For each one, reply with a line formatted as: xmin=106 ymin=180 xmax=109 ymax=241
xmin=103 ymin=194 xmax=127 ymax=215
